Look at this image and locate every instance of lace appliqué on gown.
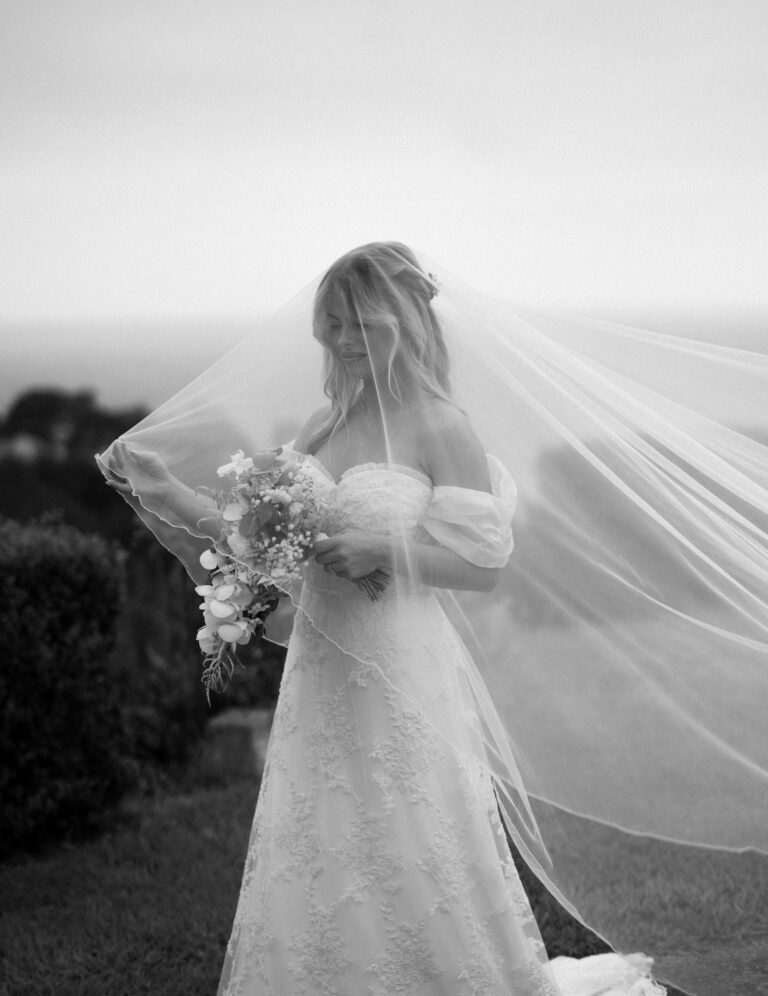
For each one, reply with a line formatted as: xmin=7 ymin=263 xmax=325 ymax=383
xmin=217 ymin=463 xmax=665 ymax=996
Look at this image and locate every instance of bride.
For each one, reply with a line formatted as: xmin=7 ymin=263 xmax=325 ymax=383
xmin=103 ymin=242 xmax=768 ymax=995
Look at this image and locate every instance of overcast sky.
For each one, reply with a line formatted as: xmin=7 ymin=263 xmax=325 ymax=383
xmin=2 ymin=0 xmax=767 ymax=324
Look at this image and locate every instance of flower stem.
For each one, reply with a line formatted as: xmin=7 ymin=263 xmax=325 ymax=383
xmin=353 ymin=568 xmax=391 ymax=601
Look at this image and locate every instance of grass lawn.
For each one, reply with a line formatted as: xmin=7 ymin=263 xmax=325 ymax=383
xmin=1 ymin=752 xmax=760 ymax=996
xmin=0 ymin=763 xmax=258 ymax=996
xmin=523 ymin=804 xmax=768 ymax=995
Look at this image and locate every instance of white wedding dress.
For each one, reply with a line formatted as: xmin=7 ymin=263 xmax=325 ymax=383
xmin=217 ymin=458 xmax=665 ymax=996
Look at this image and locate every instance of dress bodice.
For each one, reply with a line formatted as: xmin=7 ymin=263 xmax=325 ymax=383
xmin=302 ymin=455 xmax=434 ymax=542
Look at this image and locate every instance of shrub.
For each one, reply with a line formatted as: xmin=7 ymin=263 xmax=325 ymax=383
xmin=208 ymin=638 xmax=285 ymax=714
xmin=0 ymin=498 xmax=286 ymax=855
xmin=111 ymin=526 xmax=210 ymax=770
xmin=0 ymin=516 xmax=137 ymax=855
xmin=0 ymin=455 xmax=138 ymax=545
xmin=112 ymin=525 xmax=284 ymax=754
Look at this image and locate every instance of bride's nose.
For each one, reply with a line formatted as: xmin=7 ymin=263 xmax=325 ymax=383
xmin=337 ymin=324 xmax=359 ymax=348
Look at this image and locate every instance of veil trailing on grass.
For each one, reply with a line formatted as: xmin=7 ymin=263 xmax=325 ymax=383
xmin=97 ymin=244 xmax=768 ymax=995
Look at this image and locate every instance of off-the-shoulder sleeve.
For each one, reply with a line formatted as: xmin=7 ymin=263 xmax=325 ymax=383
xmin=421 ymin=455 xmax=518 ymax=568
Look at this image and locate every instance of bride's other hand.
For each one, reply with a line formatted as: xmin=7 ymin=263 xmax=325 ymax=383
xmin=105 ymin=442 xmax=172 ymax=500
xmin=314 ymin=529 xmax=389 ymax=580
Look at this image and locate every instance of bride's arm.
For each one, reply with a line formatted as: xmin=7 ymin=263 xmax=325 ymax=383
xmin=105 ymin=442 xmax=222 ymax=540
xmin=383 ymin=535 xmax=501 ymax=593
xmin=314 ymin=528 xmax=500 ymax=592
xmin=388 ymin=411 xmax=501 ymax=592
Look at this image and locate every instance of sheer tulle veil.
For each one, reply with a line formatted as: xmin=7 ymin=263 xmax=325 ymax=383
xmin=97 ymin=243 xmax=768 ymax=994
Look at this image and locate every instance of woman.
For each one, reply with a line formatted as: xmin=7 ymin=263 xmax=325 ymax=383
xmin=103 ymin=243 xmax=768 ymax=995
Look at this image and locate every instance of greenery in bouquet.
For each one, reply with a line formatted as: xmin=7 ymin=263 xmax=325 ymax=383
xmin=194 ymin=448 xmax=325 ymax=699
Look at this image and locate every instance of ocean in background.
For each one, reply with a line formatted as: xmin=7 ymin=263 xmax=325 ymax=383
xmin=0 ymin=318 xmax=255 ymax=414
xmin=1 ymin=308 xmax=767 ymax=415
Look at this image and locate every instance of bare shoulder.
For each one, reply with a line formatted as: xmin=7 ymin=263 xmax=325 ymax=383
xmin=416 ymin=399 xmax=491 ymax=491
xmin=293 ymin=404 xmax=333 ymax=454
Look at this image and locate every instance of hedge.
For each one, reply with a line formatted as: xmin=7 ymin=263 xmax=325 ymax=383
xmin=111 ymin=526 xmax=210 ymax=768
xmin=0 ymin=510 xmax=287 ymax=856
xmin=0 ymin=516 xmax=137 ymax=854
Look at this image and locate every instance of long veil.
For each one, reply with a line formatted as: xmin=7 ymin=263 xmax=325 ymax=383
xmin=97 ymin=247 xmax=768 ymax=995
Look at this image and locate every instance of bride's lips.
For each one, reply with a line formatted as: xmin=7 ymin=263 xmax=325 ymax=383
xmin=341 ymin=352 xmax=368 ymax=361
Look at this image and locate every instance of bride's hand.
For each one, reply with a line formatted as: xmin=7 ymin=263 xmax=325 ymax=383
xmin=105 ymin=441 xmax=172 ymax=501
xmin=314 ymin=529 xmax=389 ymax=580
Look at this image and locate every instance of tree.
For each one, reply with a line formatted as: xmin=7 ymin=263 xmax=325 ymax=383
xmin=1 ymin=387 xmax=148 ymax=459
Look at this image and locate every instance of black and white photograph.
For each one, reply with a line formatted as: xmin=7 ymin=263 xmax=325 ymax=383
xmin=1 ymin=3 xmax=767 ymax=995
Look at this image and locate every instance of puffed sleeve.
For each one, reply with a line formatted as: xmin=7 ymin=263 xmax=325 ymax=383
xmin=421 ymin=455 xmax=518 ymax=568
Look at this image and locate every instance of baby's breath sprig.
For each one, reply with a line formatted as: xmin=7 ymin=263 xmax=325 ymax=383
xmin=195 ymin=449 xmax=327 ymax=698
xmin=195 ymin=448 xmax=390 ymax=698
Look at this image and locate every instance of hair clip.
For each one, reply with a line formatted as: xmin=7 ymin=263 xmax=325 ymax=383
xmin=427 ymin=272 xmax=439 ymax=300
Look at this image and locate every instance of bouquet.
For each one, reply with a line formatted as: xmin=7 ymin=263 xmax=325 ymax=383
xmin=195 ymin=448 xmax=389 ymax=698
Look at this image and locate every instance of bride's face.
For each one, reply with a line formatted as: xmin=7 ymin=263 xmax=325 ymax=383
xmin=325 ymin=289 xmax=396 ymax=384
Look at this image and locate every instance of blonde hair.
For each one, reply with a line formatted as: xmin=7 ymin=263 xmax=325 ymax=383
xmin=310 ymin=242 xmax=454 ymax=450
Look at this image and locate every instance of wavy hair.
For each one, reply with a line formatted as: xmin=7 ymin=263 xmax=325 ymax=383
xmin=310 ymin=242 xmax=454 ymax=450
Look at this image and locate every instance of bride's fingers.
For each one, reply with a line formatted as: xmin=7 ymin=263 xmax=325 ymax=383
xmin=103 ymin=452 xmax=133 ymax=493
xmin=107 ymin=449 xmax=125 ymax=471
xmin=318 ymin=555 xmax=341 ymax=569
xmin=313 ymin=538 xmax=335 ymax=557
xmin=115 ymin=440 xmax=149 ymax=465
xmin=319 ymin=555 xmax=345 ymax=574
xmin=324 ymin=564 xmax=348 ymax=579
xmin=113 ymin=442 xmax=166 ymax=478
xmin=113 ymin=440 xmax=131 ymax=464
xmin=106 ymin=476 xmax=133 ymax=494
xmin=105 ymin=455 xmax=126 ymax=482
xmin=105 ymin=467 xmax=132 ymax=492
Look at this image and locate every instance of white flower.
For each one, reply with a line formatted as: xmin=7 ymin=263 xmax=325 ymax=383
xmin=217 ymin=450 xmax=255 ymax=478
xmin=229 ymin=583 xmax=254 ymax=609
xmin=227 ymin=531 xmax=251 ymax=557
xmin=218 ymin=620 xmax=251 ymax=644
xmin=196 ymin=627 xmax=217 ymax=653
xmin=209 ymin=599 xmax=237 ymax=620
xmin=289 ymin=501 xmax=304 ymax=515
xmin=202 ymin=609 xmax=220 ymax=632
xmin=222 ymin=502 xmax=244 ymax=522
xmin=199 ymin=548 xmax=225 ymax=571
